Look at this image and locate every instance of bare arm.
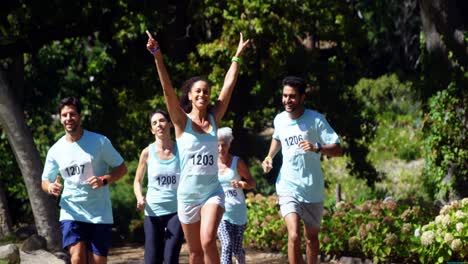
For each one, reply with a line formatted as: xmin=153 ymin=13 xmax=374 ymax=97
xmin=41 ymin=176 xmax=62 ymax=197
xmin=212 ymin=33 xmax=250 ymax=125
xmin=231 ymin=158 xmax=256 ymax=190
xmin=319 ymin=143 xmax=343 ymax=157
xmin=86 ymin=162 xmax=127 ymax=189
xmin=146 ymin=31 xmax=187 ymax=136
xmin=262 ymin=138 xmax=282 ymax=173
xmin=298 ymin=141 xmax=343 ymax=157
xmin=134 ymin=148 xmax=149 ymax=210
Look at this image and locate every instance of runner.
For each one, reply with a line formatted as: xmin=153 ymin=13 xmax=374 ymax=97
xmin=42 ymin=96 xmax=127 ymax=264
xmin=262 ymin=76 xmax=343 ymax=264
xmin=145 ymin=30 xmax=249 ymax=264
xmin=134 ymin=109 xmax=184 ymax=264
xmin=217 ymin=127 xmax=256 ymax=264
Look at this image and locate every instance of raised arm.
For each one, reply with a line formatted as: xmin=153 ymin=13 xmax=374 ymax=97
xmin=146 ymin=30 xmax=187 ymax=136
xmin=212 ymin=33 xmax=250 ymax=125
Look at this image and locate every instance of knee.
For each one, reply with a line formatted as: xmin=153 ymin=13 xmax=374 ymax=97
xmin=305 ymin=233 xmax=319 ymax=246
xmin=70 ymin=253 xmax=85 ymax=264
xmin=189 ymin=249 xmax=204 ymax=261
xmin=201 ymin=236 xmax=217 ymax=251
xmin=288 ymin=232 xmax=301 ymax=245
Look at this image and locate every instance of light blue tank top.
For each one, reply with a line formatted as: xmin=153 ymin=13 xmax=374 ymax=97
xmin=145 ymin=143 xmax=179 ymax=216
xmin=218 ymin=156 xmax=247 ymax=225
xmin=176 ymin=114 xmax=222 ymax=204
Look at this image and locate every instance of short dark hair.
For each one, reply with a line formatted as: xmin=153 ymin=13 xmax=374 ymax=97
xmin=58 ymin=97 xmax=82 ymax=115
xmin=149 ymin=109 xmax=171 ymax=124
xmin=180 ymin=76 xmax=210 ymax=113
xmin=282 ymin=76 xmax=306 ymax=95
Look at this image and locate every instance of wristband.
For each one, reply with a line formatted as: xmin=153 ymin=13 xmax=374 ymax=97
xmin=47 ymin=183 xmax=54 ymax=194
xmin=100 ymin=176 xmax=108 ymax=186
xmin=231 ymin=56 xmax=241 ymax=64
xmin=150 ymin=46 xmax=160 ymax=54
xmin=315 ymin=142 xmax=322 ymax=153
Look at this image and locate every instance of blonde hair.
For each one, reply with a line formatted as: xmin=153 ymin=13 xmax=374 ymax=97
xmin=217 ymin=127 xmax=234 ymax=144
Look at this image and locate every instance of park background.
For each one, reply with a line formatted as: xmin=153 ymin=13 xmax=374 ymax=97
xmin=0 ymin=0 xmax=467 ymax=263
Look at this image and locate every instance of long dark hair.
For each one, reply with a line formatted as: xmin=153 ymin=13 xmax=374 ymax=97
xmin=180 ymin=76 xmax=210 ymax=113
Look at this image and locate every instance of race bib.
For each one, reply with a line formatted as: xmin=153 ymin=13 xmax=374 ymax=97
xmin=224 ymin=186 xmax=245 ymax=205
xmin=283 ymin=130 xmax=309 ymax=155
xmin=59 ymin=160 xmax=93 ymax=186
xmin=154 ymin=174 xmax=179 ymax=190
xmin=185 ymin=152 xmax=217 ymax=175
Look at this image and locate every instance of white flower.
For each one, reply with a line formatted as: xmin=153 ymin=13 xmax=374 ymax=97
xmin=414 ymin=227 xmax=421 ymax=237
xmin=450 ymin=239 xmax=462 ymax=252
xmin=435 ymin=215 xmax=443 ymax=224
xmin=456 ymin=222 xmax=464 ymax=233
xmin=454 ymin=210 xmax=466 ymax=219
xmin=441 ymin=215 xmax=451 ymax=227
xmin=462 ymin=198 xmax=468 ymax=206
xmin=444 ymin=233 xmax=454 ymax=244
xmin=421 ymin=231 xmax=435 ymax=246
xmin=336 ymin=201 xmax=346 ymax=210
xmin=440 ymin=205 xmax=450 ymax=215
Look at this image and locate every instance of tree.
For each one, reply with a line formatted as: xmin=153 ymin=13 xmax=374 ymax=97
xmin=0 ymin=62 xmax=61 ymax=250
xmin=0 ymin=186 xmax=13 ymax=238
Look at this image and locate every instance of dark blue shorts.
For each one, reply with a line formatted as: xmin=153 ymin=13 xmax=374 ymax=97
xmin=60 ymin=220 xmax=112 ymax=256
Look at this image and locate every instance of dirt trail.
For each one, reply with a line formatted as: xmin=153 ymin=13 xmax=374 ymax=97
xmin=108 ymin=243 xmax=288 ymax=264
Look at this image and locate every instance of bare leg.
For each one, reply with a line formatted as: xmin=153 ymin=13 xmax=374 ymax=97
xmin=182 ymin=221 xmax=204 ymax=264
xmin=200 ymin=203 xmax=224 ymax=264
xmin=88 ymin=253 xmax=107 ymax=264
xmin=68 ymin=242 xmax=87 ymax=264
xmin=304 ymin=224 xmax=320 ymax=264
xmin=284 ymin=213 xmax=304 ymax=264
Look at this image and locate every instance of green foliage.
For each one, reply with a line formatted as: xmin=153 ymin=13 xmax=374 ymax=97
xmin=109 ymin=160 xmax=141 ymax=242
xmin=322 ymin=155 xmax=375 ymax=205
xmin=0 ymin=133 xmax=30 ymax=223
xmin=321 ymin=200 xmax=433 ymax=263
xmin=416 ymin=198 xmax=468 ymax=263
xmin=422 ymin=83 xmax=468 ymax=200
xmin=244 ymin=193 xmax=286 ymax=252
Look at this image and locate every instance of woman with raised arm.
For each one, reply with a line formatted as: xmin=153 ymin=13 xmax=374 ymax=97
xmin=133 ymin=109 xmax=184 ymax=264
xmin=146 ymin=31 xmax=249 ymax=264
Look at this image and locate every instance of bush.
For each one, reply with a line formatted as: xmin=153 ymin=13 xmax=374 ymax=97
xmin=110 ymin=160 xmax=142 ymax=243
xmin=244 ymin=193 xmax=287 ymax=252
xmin=320 ymin=200 xmax=434 ymax=263
xmin=416 ymin=198 xmax=468 ymax=263
xmin=422 ymin=84 xmax=468 ymax=200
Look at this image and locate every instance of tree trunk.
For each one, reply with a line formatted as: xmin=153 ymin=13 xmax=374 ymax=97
xmin=0 ymin=66 xmax=62 ymax=251
xmin=420 ymin=0 xmax=468 ymax=68
xmin=0 ymin=186 xmax=13 ymax=238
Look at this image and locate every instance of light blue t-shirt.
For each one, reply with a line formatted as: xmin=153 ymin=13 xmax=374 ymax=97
xmin=41 ymin=130 xmax=124 ymax=224
xmin=145 ymin=143 xmax=179 ymax=216
xmin=273 ymin=109 xmax=340 ymax=203
xmin=218 ymin=156 xmax=247 ymax=225
xmin=176 ymin=114 xmax=222 ymax=204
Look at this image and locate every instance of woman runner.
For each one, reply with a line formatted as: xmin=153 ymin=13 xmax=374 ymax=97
xmin=217 ymin=127 xmax=256 ymax=264
xmin=145 ymin=30 xmax=249 ymax=264
xmin=134 ymin=109 xmax=184 ymax=264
